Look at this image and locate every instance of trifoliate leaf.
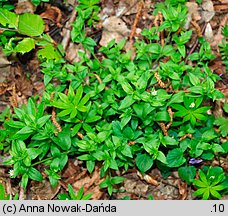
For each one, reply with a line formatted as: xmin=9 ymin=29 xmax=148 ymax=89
xmin=18 ymin=13 xmax=44 ymax=36
xmin=0 ymin=8 xmax=18 ymax=28
xmin=14 ymin=38 xmax=35 ymax=54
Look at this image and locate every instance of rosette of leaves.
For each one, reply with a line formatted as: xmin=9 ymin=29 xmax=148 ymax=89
xmin=193 ymin=166 xmax=228 ymax=200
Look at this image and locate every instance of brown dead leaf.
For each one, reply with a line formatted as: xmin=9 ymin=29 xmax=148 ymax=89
xmin=61 ymin=159 xmax=81 ymax=179
xmin=214 ymin=4 xmax=228 ymax=12
xmin=201 ymin=0 xmax=215 ymax=22
xmin=100 ymin=16 xmax=130 ymax=46
xmin=177 ymin=180 xmax=188 ymax=200
xmin=137 ymin=170 xmax=159 ymax=186
xmin=30 ymin=180 xmax=61 ymax=200
xmin=40 ymin=5 xmax=62 ymax=32
xmin=116 ymin=0 xmax=139 ymax=16
xmin=72 ymin=166 xmax=104 ymax=200
xmin=15 ymin=1 xmax=36 ymax=14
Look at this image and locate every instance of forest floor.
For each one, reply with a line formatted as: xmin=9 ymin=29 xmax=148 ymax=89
xmin=0 ymin=0 xmax=228 ymax=200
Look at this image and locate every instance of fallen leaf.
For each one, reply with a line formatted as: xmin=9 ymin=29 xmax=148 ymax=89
xmin=30 ymin=180 xmax=61 ymax=200
xmin=100 ymin=16 xmax=130 ymax=46
xmin=201 ymin=0 xmax=215 ymax=22
xmin=177 ymin=180 xmax=188 ymax=200
xmin=137 ymin=170 xmax=159 ymax=186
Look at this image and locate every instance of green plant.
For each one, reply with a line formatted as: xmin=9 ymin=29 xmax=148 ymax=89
xmin=99 ymin=175 xmax=125 ymax=196
xmin=58 ymin=184 xmax=92 ymax=200
xmin=0 ymin=0 xmax=227 ymax=200
xmin=51 ymin=85 xmax=90 ymax=119
xmin=4 ymin=140 xmax=43 ymax=188
xmin=193 ymin=166 xmax=227 ymax=200
xmin=0 ymin=0 xmax=14 ymax=10
xmin=0 ymin=8 xmax=62 ymax=60
xmin=171 ymin=97 xmax=211 ymax=126
xmin=0 ymin=183 xmax=18 ymax=200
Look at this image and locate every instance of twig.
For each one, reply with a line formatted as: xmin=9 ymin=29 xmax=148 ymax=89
xmin=129 ymin=1 xmax=144 ymax=41
xmin=159 ymin=122 xmax=168 ymax=136
xmin=93 ymin=74 xmax=102 ymax=84
xmin=154 ymin=71 xmax=168 ymax=88
xmin=166 ymin=106 xmax=173 ymax=130
xmin=51 ymin=108 xmax=62 ymax=135
xmin=179 ymin=134 xmax=193 ymax=141
xmin=9 ymin=84 xmax=18 ymax=108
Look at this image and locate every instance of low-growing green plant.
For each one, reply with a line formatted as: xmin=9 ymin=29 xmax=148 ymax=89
xmin=58 ymin=184 xmax=92 ymax=200
xmin=99 ymin=175 xmax=125 ymax=196
xmin=193 ymin=166 xmax=227 ymax=200
xmin=0 ymin=0 xmax=227 ymax=200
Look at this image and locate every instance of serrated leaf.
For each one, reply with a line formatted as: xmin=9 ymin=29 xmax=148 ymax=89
xmin=0 ymin=8 xmax=18 ymax=28
xmin=18 ymin=13 xmax=44 ymax=36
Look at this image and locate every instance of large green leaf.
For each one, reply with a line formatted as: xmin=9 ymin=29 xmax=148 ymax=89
xmin=18 ymin=13 xmax=45 ymax=36
xmin=166 ymin=148 xmax=186 ymax=167
xmin=0 ymin=8 xmax=18 ymax=28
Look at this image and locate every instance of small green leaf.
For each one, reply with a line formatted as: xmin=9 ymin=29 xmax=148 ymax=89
xmin=28 ymin=167 xmax=43 ymax=181
xmin=14 ymin=38 xmax=35 ymax=54
xmin=111 ymin=176 xmax=124 ymax=185
xmin=136 ymin=153 xmax=154 ymax=173
xmin=119 ymin=95 xmax=135 ymax=110
xmin=21 ymin=173 xmax=29 ymax=188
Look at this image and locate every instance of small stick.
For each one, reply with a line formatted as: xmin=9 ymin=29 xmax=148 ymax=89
xmin=166 ymin=106 xmax=173 ymax=130
xmin=129 ymin=1 xmax=144 ymax=41
xmin=154 ymin=71 xmax=167 ymax=88
xmin=77 ymin=132 xmax=84 ymax=139
xmin=179 ymin=134 xmax=193 ymax=141
xmin=9 ymin=84 xmax=18 ymax=108
xmin=51 ymin=108 xmax=62 ymax=135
